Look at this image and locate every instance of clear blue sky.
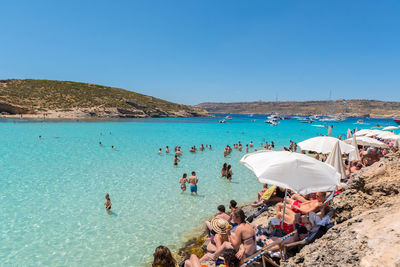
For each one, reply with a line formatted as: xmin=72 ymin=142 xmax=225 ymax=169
xmin=1 ymin=0 xmax=399 ymax=105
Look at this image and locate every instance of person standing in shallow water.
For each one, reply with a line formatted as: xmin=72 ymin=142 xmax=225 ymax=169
xmin=221 ymin=163 xmax=228 ymax=177
xmin=173 ymin=155 xmax=180 ymax=166
xmin=104 ymin=194 xmax=112 ymax=210
xmin=188 ymin=171 xmax=198 ymax=195
xmin=179 ymin=173 xmax=188 ymax=192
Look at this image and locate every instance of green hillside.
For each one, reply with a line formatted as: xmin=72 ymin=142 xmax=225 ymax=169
xmin=0 ymin=79 xmax=208 ymax=118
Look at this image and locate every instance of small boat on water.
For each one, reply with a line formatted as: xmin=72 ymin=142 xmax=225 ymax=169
xmin=298 ymin=117 xmax=314 ymax=123
xmin=356 ymin=119 xmax=364 ymax=124
xmin=225 ymin=115 xmax=232 ymax=120
xmin=219 ymin=119 xmax=226 ymax=123
xmin=265 ymin=119 xmax=279 ymax=125
xmin=267 ymin=114 xmax=282 ymax=120
xmin=394 ymin=118 xmax=400 ymax=125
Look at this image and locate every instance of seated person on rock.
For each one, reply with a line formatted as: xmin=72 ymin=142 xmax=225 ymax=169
xmin=229 ymin=209 xmax=257 ymax=260
xmin=200 ymin=218 xmax=231 ymax=261
xmin=205 ymin=205 xmax=231 ymax=236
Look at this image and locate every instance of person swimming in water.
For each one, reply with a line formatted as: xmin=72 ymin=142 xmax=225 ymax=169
xmin=104 ymin=194 xmax=112 ymax=210
xmin=99 ymin=141 xmax=103 ymax=146
xmin=179 ymin=173 xmax=188 ymax=192
xmin=158 ymin=148 xmax=162 ymax=154
xmin=166 ymin=146 xmax=170 ymax=153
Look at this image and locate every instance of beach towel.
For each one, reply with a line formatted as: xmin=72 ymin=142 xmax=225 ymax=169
xmin=261 ymin=185 xmax=277 ymax=201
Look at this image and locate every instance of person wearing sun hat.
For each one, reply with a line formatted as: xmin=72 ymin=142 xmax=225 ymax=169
xmin=200 ymin=217 xmax=233 ymax=262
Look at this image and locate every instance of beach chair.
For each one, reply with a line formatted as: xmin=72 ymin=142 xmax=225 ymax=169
xmin=280 ymin=225 xmax=327 ymax=261
xmin=244 ymin=231 xmax=297 ymax=267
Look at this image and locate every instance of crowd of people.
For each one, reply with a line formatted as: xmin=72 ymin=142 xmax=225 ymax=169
xmin=149 ymin=130 xmax=400 ymax=267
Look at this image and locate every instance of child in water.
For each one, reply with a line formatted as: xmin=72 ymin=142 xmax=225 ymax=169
xmin=104 ymin=194 xmax=112 ymax=210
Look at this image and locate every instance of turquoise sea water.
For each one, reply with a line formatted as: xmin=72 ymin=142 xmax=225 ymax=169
xmin=1 ymin=116 xmax=398 ymax=266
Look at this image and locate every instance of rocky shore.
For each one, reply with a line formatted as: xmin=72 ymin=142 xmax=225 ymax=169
xmin=0 ymin=106 xmax=210 ymax=120
xmin=176 ymin=152 xmax=400 ymax=266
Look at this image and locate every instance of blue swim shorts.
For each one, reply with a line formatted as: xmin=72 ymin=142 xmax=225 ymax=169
xmin=190 ymin=185 xmax=197 ymax=193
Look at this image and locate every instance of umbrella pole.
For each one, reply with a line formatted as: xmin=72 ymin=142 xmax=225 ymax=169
xmin=281 ymin=189 xmax=288 ymax=230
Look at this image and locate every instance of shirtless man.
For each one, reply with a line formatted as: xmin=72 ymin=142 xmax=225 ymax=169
xmin=249 ymin=141 xmax=253 ymax=148
xmin=188 ymin=171 xmax=198 ymax=195
xmin=165 ymin=146 xmax=170 ymax=153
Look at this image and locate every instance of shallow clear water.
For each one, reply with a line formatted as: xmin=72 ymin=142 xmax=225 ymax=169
xmin=0 ymin=116 xmax=397 ymax=266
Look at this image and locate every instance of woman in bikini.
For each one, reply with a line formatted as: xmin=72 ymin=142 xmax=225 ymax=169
xmin=104 ymin=194 xmax=112 ymax=211
xmin=179 ymin=173 xmax=188 ymax=192
xmin=221 ymin=163 xmax=227 ymax=177
xmin=229 ymin=209 xmax=256 ymax=260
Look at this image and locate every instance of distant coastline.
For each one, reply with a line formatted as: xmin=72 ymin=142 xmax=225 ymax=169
xmin=197 ymin=99 xmax=400 ymax=118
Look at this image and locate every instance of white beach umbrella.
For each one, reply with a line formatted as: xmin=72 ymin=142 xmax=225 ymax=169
xmin=325 ymin=141 xmax=346 ymax=180
xmin=365 ymin=129 xmax=385 ymax=137
xmin=298 ymin=136 xmax=355 ymax=154
xmin=385 ymin=135 xmax=400 ymax=141
xmin=383 ymin=126 xmax=398 ymax=131
xmin=354 ymin=129 xmax=372 ymax=137
xmin=327 ymin=125 xmax=333 ymax=136
xmin=344 ymin=136 xmax=388 ymax=149
xmin=377 ymin=132 xmax=400 ymax=141
xmin=348 ymin=135 xmax=361 ymax=161
xmin=346 ymin=129 xmax=353 ymax=139
xmin=240 ymin=151 xmax=341 ymax=195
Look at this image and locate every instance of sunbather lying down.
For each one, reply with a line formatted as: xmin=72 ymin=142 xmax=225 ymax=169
xmin=251 ymin=185 xmax=285 ymax=207
xmin=275 ymin=192 xmax=327 ymax=223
